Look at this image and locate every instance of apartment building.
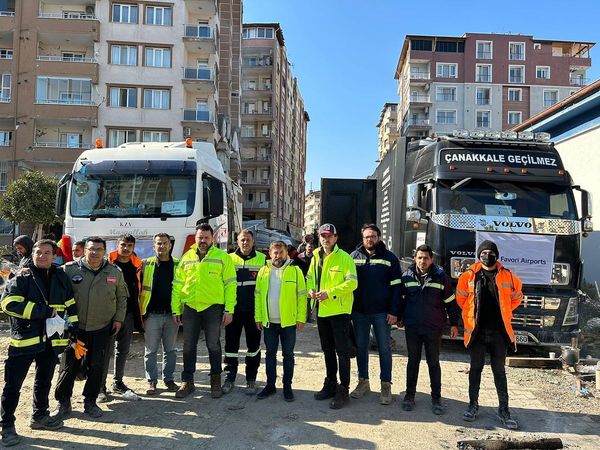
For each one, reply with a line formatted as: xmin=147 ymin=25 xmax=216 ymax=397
xmin=303 ymin=189 xmax=320 ymax=235
xmin=394 ymin=33 xmax=594 ymax=139
xmin=240 ymin=23 xmax=309 ymax=239
xmin=0 ymin=0 xmax=240 ymax=241
xmin=376 ymin=102 xmax=399 ymax=161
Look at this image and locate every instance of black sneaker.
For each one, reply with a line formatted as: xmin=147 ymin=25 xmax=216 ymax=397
xmin=83 ymin=401 xmax=103 ymax=419
xmin=97 ymin=387 xmax=110 ymax=403
xmin=401 ymin=396 xmax=415 ymax=411
xmin=257 ymin=384 xmax=276 ymax=400
xmin=30 ymin=414 xmax=64 ymax=430
xmin=112 ymin=380 xmax=131 ymax=395
xmin=51 ymin=400 xmax=72 ymax=420
xmin=283 ymin=384 xmax=295 ymax=402
xmin=1 ymin=427 xmax=21 ymax=447
xmin=463 ymin=401 xmax=479 ymax=422
xmin=498 ymin=407 xmax=519 ymax=430
xmin=431 ymin=398 xmax=445 ymax=415
xmin=314 ymin=377 xmax=338 ymax=400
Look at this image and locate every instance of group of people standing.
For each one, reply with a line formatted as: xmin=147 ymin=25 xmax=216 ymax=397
xmin=1 ymin=221 xmax=523 ymax=447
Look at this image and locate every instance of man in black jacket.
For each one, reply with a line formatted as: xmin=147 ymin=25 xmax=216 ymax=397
xmin=400 ymin=244 xmax=459 ymax=415
xmin=349 ymin=224 xmax=401 ymax=405
xmin=1 ymin=239 xmax=77 ymax=447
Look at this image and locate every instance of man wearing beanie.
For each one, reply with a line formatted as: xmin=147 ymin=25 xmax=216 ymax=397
xmin=456 ymin=239 xmax=523 ymax=430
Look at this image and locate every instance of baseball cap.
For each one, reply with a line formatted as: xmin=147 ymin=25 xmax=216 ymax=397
xmin=319 ymin=223 xmax=337 ymax=236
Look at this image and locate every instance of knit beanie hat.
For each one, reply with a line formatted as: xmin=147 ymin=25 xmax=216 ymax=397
xmin=477 ymin=240 xmax=499 ymax=258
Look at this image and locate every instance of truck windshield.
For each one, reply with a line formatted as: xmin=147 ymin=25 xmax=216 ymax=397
xmin=69 ymin=160 xmax=197 ymax=218
xmin=436 ymin=179 xmax=577 ymax=219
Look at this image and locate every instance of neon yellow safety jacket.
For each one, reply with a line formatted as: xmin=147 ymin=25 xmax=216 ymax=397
xmin=255 ymin=262 xmax=307 ymax=328
xmin=172 ymin=244 xmax=237 ymax=315
xmin=306 ymin=245 xmax=358 ymax=317
xmin=139 ymin=256 xmax=180 ymax=316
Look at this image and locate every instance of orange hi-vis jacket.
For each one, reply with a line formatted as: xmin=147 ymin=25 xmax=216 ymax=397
xmin=455 ymin=261 xmax=523 ymax=348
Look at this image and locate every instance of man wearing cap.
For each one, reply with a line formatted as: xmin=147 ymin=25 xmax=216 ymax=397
xmin=456 ymin=239 xmax=523 ymax=430
xmin=307 ymin=224 xmax=358 ymax=409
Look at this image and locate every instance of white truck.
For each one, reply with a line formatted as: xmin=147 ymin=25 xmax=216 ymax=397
xmin=56 ymin=140 xmax=242 ymax=259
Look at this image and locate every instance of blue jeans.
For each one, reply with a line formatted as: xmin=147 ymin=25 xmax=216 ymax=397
xmin=182 ymin=304 xmax=223 ymax=380
xmin=144 ymin=313 xmax=179 ymax=383
xmin=352 ymin=312 xmax=392 ymax=383
xmin=263 ymin=324 xmax=297 ymax=386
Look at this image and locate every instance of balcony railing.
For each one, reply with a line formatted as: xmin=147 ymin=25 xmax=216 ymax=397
xmin=183 ymin=67 xmax=214 ymax=80
xmin=476 ymin=75 xmax=492 ymax=82
xmin=0 ymin=11 xmax=15 ymax=17
xmin=34 ymin=141 xmax=90 ymax=149
xmin=476 ymin=51 xmax=492 ymax=59
xmin=509 ymin=52 xmax=525 ymax=60
xmin=183 ymin=110 xmax=213 ymax=122
xmin=184 ymin=24 xmax=214 ymax=39
xmin=241 ymin=178 xmax=271 ymax=185
xmin=242 ymin=109 xmax=272 ymax=115
xmin=37 ymin=55 xmax=97 ymax=63
xmin=509 ymin=76 xmax=524 ymax=83
xmin=241 ymin=155 xmax=272 ymax=161
xmin=406 ymin=119 xmax=430 ymax=126
xmin=570 ymin=76 xmax=589 ymax=86
xmin=243 ymin=58 xmax=273 ymax=68
xmin=35 ymin=98 xmax=95 ymax=105
xmin=243 ymin=87 xmax=272 ymax=92
xmin=38 ymin=12 xmax=97 ymax=20
xmin=410 ymin=94 xmax=431 ymax=102
xmin=410 ymin=71 xmax=430 ymax=80
xmin=243 ymin=201 xmax=270 ymax=209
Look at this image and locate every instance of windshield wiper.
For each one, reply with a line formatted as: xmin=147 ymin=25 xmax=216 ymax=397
xmin=451 ymin=177 xmax=473 ymax=191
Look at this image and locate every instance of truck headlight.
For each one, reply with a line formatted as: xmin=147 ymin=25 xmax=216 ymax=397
xmin=550 ymin=263 xmax=570 ymax=285
xmin=542 ymin=316 xmax=555 ymax=327
xmin=562 ymin=297 xmax=579 ymax=326
xmin=450 ymin=257 xmax=476 ymax=278
xmin=542 ymin=297 xmax=561 ymax=310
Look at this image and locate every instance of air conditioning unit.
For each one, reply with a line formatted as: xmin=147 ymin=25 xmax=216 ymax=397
xmin=231 ymin=91 xmax=239 ymax=97
xmin=183 ymin=127 xmax=192 ymax=137
xmin=85 ymin=5 xmax=95 ymax=15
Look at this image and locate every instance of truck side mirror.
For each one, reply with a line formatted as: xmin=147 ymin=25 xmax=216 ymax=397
xmin=406 ymin=183 xmax=420 ymax=210
xmin=581 ymin=189 xmax=592 ymax=219
xmin=55 ymin=174 xmax=71 ymax=216
xmin=406 ymin=210 xmax=421 ymax=223
xmin=203 ymin=174 xmax=224 ymax=219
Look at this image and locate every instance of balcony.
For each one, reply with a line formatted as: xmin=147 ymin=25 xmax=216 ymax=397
xmin=570 ymin=76 xmax=589 ymax=86
xmin=182 ymin=110 xmax=216 ymax=134
xmin=182 ymin=68 xmax=216 ymax=94
xmin=33 ymin=99 xmax=97 ymax=124
xmin=33 ymin=141 xmax=91 ymax=150
xmin=242 ymin=87 xmax=272 ymax=99
xmin=242 ymin=57 xmax=273 ymax=71
xmin=183 ymin=0 xmax=217 ymax=16
xmin=183 ymin=25 xmax=216 ymax=54
xmin=409 ymin=94 xmax=431 ymax=105
xmin=242 ymin=109 xmax=274 ymax=120
xmin=36 ymin=12 xmax=99 ymax=40
xmin=243 ymin=201 xmax=271 ymax=210
xmin=409 ymin=71 xmax=430 ymax=83
xmin=0 ymin=10 xmax=14 ymax=32
xmin=38 ymin=12 xmax=97 ymax=20
xmin=242 ymin=178 xmax=272 ymax=187
xmin=241 ymin=134 xmax=272 ymax=143
xmin=36 ymin=55 xmax=99 ymax=83
xmin=403 ymin=119 xmax=431 ymax=134
xmin=241 ymin=155 xmax=272 ymax=166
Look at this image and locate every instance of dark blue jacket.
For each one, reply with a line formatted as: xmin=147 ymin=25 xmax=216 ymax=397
xmin=350 ymin=242 xmax=402 ymax=316
xmin=400 ymin=263 xmax=459 ymax=333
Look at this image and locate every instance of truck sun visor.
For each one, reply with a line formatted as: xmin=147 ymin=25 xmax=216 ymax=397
xmin=79 ymin=160 xmax=197 ymax=176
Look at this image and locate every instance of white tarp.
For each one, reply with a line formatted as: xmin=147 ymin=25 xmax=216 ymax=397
xmin=476 ymin=231 xmax=556 ymax=285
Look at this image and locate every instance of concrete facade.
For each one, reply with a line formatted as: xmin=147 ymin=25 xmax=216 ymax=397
xmin=376 ymin=103 xmax=399 ymax=161
xmin=240 ymin=23 xmax=308 ymax=239
xmin=303 ymin=189 xmax=320 ymax=235
xmin=395 ymin=33 xmax=593 ymax=139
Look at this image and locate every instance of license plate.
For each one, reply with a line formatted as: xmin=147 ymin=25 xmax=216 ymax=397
xmin=515 ymin=334 xmax=529 ymax=344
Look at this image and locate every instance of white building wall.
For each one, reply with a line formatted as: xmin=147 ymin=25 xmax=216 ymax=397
xmin=530 ymin=86 xmax=578 ymax=117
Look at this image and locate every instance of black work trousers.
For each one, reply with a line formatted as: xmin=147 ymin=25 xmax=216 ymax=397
xmin=404 ymin=328 xmax=442 ymax=400
xmin=468 ymin=328 xmax=509 ymax=408
xmin=1 ymin=342 xmax=58 ymax=429
xmin=223 ymin=310 xmax=261 ymax=383
xmin=55 ymin=325 xmax=112 ymax=404
xmin=317 ymin=314 xmax=351 ymax=388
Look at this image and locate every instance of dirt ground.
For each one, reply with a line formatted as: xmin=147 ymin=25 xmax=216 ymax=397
xmin=1 ymin=322 xmax=600 ymax=449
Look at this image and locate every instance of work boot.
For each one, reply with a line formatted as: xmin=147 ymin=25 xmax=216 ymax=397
xmin=314 ymin=377 xmax=338 ymax=400
xmin=146 ymin=381 xmax=157 ymax=395
xmin=175 ymin=381 xmax=196 ymax=398
xmin=1 ymin=427 xmax=21 ymax=447
xmin=112 ymin=380 xmax=132 ymax=395
xmin=210 ymin=374 xmax=223 ymax=399
xmin=350 ymin=378 xmax=371 ymax=399
xmin=222 ymin=379 xmax=234 ymax=394
xmin=432 ymin=398 xmax=445 ymax=415
xmin=245 ymin=381 xmax=258 ymax=396
xmin=257 ymin=384 xmax=276 ymax=400
xmin=401 ymin=396 xmax=415 ymax=411
xmin=30 ymin=414 xmax=64 ymax=430
xmin=330 ymin=385 xmax=350 ymax=409
xmin=463 ymin=401 xmax=479 ymax=422
xmin=283 ymin=384 xmax=295 ymax=402
xmin=164 ymin=380 xmax=179 ymax=392
xmin=498 ymin=407 xmax=519 ymax=430
xmin=380 ymin=382 xmax=392 ymax=405
xmin=51 ymin=400 xmax=72 ymax=420
xmin=83 ymin=400 xmax=103 ymax=419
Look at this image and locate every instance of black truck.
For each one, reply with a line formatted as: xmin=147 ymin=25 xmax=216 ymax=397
xmin=372 ymin=131 xmax=593 ymax=347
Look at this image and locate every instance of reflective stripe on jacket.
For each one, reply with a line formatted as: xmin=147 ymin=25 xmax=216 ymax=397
xmin=139 ymin=256 xmax=180 ymax=316
xmin=171 ymin=244 xmax=237 ymax=315
xmin=456 ymin=261 xmax=523 ymax=348
xmin=229 ymin=249 xmax=266 ymax=313
xmin=306 ymin=245 xmax=357 ymax=317
xmin=254 ymin=262 xmax=307 ymax=328
xmin=1 ymin=267 xmax=77 ymax=356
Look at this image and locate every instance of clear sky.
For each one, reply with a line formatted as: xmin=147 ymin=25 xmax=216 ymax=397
xmin=243 ymin=0 xmax=600 ymax=193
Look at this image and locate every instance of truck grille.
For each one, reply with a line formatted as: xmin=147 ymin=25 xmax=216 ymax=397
xmin=521 ymin=295 xmax=543 ymax=308
xmin=512 ymin=314 xmax=543 ymax=328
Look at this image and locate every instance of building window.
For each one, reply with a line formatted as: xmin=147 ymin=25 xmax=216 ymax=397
xmin=410 ymin=39 xmax=433 ymax=51
xmin=0 ymin=49 xmax=12 ymax=60
xmin=110 ymin=86 xmax=137 ymax=108
xmin=436 ymin=110 xmax=456 ymax=124
xmin=475 ymin=64 xmax=492 ymax=82
xmin=436 ymin=63 xmax=457 ymax=78
xmin=476 ymin=41 xmax=492 ymax=59
xmin=112 ymin=3 xmax=138 ymax=23
xmin=508 ymin=111 xmax=522 ymax=125
xmin=242 ymin=27 xmax=274 ymax=39
xmin=35 ymin=77 xmax=92 ymax=104
xmin=0 ymin=160 xmax=7 ymax=192
xmin=476 ymin=87 xmax=491 ymax=105
xmin=509 ymin=65 xmax=524 ymax=84
xmin=435 ymin=41 xmax=464 ymax=53
xmin=110 ymin=45 xmax=137 ymax=65
xmin=262 ymin=101 xmax=271 ymax=112
xmin=534 ymin=43 xmax=542 ymax=50
xmin=144 ymin=47 xmax=171 ymax=68
xmin=243 ymin=102 xmax=256 ymax=114
xmin=536 ymin=66 xmax=551 ymax=79
xmin=242 ymin=125 xmax=254 ymax=137
xmin=476 ymin=111 xmax=491 ymax=128
xmin=145 ymin=6 xmax=172 ymax=26
xmin=509 ymin=42 xmax=525 ymax=60
xmin=143 ymin=89 xmax=170 ymax=109
xmin=1 ymin=73 xmax=10 ymax=102
xmin=0 ymin=218 xmax=13 ymax=235
xmin=435 ymin=86 xmax=456 ymax=102
xmin=59 ymin=133 xmax=83 ymax=148
xmin=543 ymin=90 xmax=559 ymax=108
xmin=508 ymin=88 xmax=522 ymax=102
xmin=108 ymin=129 xmax=136 ymax=147
xmin=61 ymin=52 xmax=85 ymax=62
xmin=245 ymin=80 xmax=256 ymax=90
xmin=0 ymin=131 xmax=11 ymax=146
xmin=142 ymin=131 xmax=169 ymax=142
